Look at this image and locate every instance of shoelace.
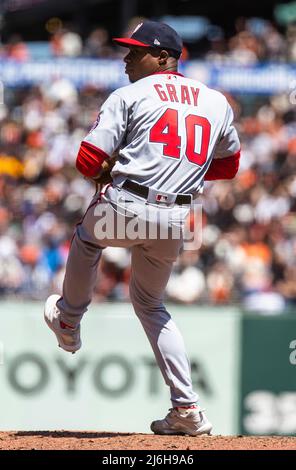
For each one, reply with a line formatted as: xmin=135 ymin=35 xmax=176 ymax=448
xmin=169 ymin=406 xmax=206 ymax=417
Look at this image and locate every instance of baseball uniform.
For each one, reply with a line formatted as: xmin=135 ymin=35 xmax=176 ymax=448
xmin=56 ymin=70 xmax=240 ymax=408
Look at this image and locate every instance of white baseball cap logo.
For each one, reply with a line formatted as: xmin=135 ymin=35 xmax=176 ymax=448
xmin=154 ymin=38 xmax=160 ymax=46
xmin=132 ymin=23 xmax=143 ymax=34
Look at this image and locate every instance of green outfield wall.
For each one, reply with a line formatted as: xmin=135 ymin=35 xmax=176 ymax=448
xmin=0 ymin=302 xmax=295 ymax=435
xmin=240 ymin=314 xmax=296 ymax=435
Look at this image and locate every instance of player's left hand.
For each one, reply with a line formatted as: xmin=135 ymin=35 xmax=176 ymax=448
xmin=88 ymin=152 xmax=118 ymax=186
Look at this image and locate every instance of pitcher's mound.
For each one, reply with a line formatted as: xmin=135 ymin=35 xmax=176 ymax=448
xmin=0 ymin=432 xmax=296 ymax=450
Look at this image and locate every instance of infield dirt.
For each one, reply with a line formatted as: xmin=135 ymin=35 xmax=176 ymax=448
xmin=0 ymin=432 xmax=296 ymax=450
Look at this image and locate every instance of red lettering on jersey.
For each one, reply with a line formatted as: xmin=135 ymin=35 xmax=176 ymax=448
xmin=180 ymin=85 xmax=191 ymax=105
xmin=191 ymin=87 xmax=200 ymax=106
xmin=154 ymin=84 xmax=168 ymax=101
xmin=166 ymin=84 xmax=179 ymax=103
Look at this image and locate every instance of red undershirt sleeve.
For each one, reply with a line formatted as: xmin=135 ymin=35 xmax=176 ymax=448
xmin=76 ymin=141 xmax=109 ymax=178
xmin=204 ymin=150 xmax=241 ymax=181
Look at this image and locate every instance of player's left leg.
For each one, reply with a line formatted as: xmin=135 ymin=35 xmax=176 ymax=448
xmin=44 ymin=222 xmax=104 ymax=352
xmin=44 ymin=190 xmax=107 ymax=351
xmin=44 ymin=185 xmax=142 ymax=351
xmin=56 ymin=227 xmax=103 ymax=327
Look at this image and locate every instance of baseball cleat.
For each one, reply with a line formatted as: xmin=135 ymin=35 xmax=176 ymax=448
xmin=44 ymin=294 xmax=81 ymax=353
xmin=150 ymin=405 xmax=213 ymax=436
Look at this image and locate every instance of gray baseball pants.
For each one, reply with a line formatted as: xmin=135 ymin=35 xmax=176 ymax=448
xmin=57 ymin=185 xmax=198 ymax=407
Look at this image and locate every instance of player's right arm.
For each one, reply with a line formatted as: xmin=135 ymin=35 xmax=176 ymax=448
xmin=75 ymin=92 xmax=128 ymax=178
xmin=204 ymin=100 xmax=240 ymax=181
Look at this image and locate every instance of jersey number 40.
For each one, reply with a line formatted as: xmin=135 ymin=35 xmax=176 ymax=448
xmin=149 ymin=108 xmax=211 ymax=166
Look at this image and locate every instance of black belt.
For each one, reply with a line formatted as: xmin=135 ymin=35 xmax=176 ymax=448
xmin=122 ymin=180 xmax=192 ymax=205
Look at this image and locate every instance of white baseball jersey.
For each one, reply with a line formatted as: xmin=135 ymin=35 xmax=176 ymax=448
xmin=84 ymin=72 xmax=240 ymax=195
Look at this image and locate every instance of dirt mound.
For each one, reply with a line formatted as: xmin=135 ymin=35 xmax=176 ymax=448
xmin=0 ymin=432 xmax=296 ymax=450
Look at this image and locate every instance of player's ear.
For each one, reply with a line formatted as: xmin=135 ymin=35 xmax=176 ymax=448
xmin=158 ymin=49 xmax=169 ymax=65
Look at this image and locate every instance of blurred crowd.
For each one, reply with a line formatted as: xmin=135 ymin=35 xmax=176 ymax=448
xmin=0 ymin=78 xmax=295 ymax=311
xmin=205 ymin=17 xmax=296 ymax=64
xmin=0 ymin=16 xmax=295 ymax=312
xmin=0 ymin=16 xmax=296 ymax=63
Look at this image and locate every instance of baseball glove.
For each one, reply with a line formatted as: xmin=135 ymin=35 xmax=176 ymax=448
xmin=90 ymin=153 xmax=118 ymax=186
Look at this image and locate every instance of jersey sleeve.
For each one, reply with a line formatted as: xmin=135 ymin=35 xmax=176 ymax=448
xmin=213 ymin=101 xmax=240 ymax=160
xmin=84 ymin=92 xmax=128 ymax=156
xmin=204 ymin=100 xmax=240 ymax=181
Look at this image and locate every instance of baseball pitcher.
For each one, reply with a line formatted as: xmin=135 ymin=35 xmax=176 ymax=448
xmin=44 ymin=21 xmax=240 ymax=436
